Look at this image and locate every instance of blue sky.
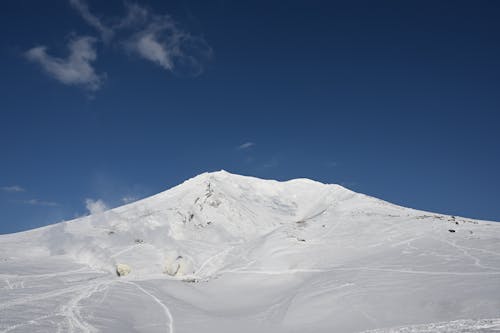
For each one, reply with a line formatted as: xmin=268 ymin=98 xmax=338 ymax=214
xmin=1 ymin=0 xmax=500 ymax=233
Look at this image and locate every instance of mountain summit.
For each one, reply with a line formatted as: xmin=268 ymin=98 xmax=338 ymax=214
xmin=1 ymin=171 xmax=499 ymax=332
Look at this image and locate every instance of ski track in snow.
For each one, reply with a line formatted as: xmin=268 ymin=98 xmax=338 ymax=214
xmin=110 ymin=244 xmax=141 ymax=259
xmin=1 ymin=314 xmax=58 ymax=333
xmin=360 ymin=318 xmax=500 ymax=333
xmin=221 ymin=267 xmax=500 ymax=276
xmin=195 ymin=246 xmax=235 ymax=277
xmin=0 ymin=267 xmax=89 ymax=280
xmin=432 ymin=237 xmax=500 ymax=271
xmin=58 ymin=279 xmax=113 ymax=333
xmin=1 ymin=274 xmax=175 ymax=333
xmin=0 ymin=272 xmax=113 ymax=333
xmin=0 ymin=284 xmax=94 ymax=311
xmin=120 ymin=281 xmax=174 ymax=333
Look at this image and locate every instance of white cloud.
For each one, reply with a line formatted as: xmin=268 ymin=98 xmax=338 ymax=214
xmin=122 ymin=8 xmax=213 ymax=76
xmin=134 ymin=30 xmax=175 ymax=70
xmin=69 ymin=0 xmax=114 ymax=42
xmin=1 ymin=185 xmax=25 ymax=192
xmin=26 ymin=1 xmax=211 ymax=91
xmin=68 ymin=0 xmax=212 ymax=75
xmin=85 ymin=198 xmax=108 ymax=215
xmin=25 ymin=36 xmax=104 ymax=91
xmin=24 ymin=199 xmax=59 ymax=207
xmin=238 ymin=142 xmax=255 ymax=150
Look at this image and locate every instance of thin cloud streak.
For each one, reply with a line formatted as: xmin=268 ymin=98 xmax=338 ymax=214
xmin=1 ymin=185 xmax=25 ymax=192
xmin=24 ymin=199 xmax=59 ymax=207
xmin=237 ymin=142 xmax=255 ymax=150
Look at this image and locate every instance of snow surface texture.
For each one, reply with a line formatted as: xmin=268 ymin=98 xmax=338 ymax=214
xmin=1 ymin=171 xmax=499 ymax=332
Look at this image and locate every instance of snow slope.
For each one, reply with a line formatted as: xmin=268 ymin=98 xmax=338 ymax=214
xmin=1 ymin=171 xmax=500 ymax=332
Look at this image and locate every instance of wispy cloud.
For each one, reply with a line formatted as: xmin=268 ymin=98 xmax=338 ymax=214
xmin=115 ymin=3 xmax=149 ymax=29
xmin=24 ymin=199 xmax=59 ymax=207
xmin=69 ymin=0 xmax=114 ymax=42
xmin=1 ymin=185 xmax=25 ymax=193
xmin=70 ymin=0 xmax=212 ymax=76
xmin=124 ymin=11 xmax=213 ymax=76
xmin=25 ymin=36 xmax=104 ymax=91
xmin=237 ymin=142 xmax=255 ymax=150
xmin=25 ymin=1 xmax=212 ymax=91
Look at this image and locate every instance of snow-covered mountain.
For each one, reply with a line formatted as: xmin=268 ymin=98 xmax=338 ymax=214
xmin=1 ymin=171 xmax=500 ymax=332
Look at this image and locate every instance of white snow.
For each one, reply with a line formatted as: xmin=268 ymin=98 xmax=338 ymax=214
xmin=1 ymin=170 xmax=499 ymax=332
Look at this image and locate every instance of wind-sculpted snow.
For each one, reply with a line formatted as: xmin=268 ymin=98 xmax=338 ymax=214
xmin=1 ymin=171 xmax=499 ymax=332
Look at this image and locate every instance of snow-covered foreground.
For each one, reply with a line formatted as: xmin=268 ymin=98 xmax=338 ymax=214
xmin=1 ymin=171 xmax=500 ymax=332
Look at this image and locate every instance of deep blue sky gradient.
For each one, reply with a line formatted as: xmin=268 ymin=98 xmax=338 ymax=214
xmin=1 ymin=0 xmax=500 ymax=233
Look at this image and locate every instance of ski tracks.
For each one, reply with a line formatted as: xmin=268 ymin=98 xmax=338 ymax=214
xmin=58 ymin=279 xmax=113 ymax=333
xmin=120 ymin=281 xmax=174 ymax=333
xmin=0 ymin=274 xmax=113 ymax=333
xmin=2 ymin=266 xmax=174 ymax=333
xmin=221 ymin=266 xmax=500 ymax=276
xmin=195 ymin=246 xmax=235 ymax=278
